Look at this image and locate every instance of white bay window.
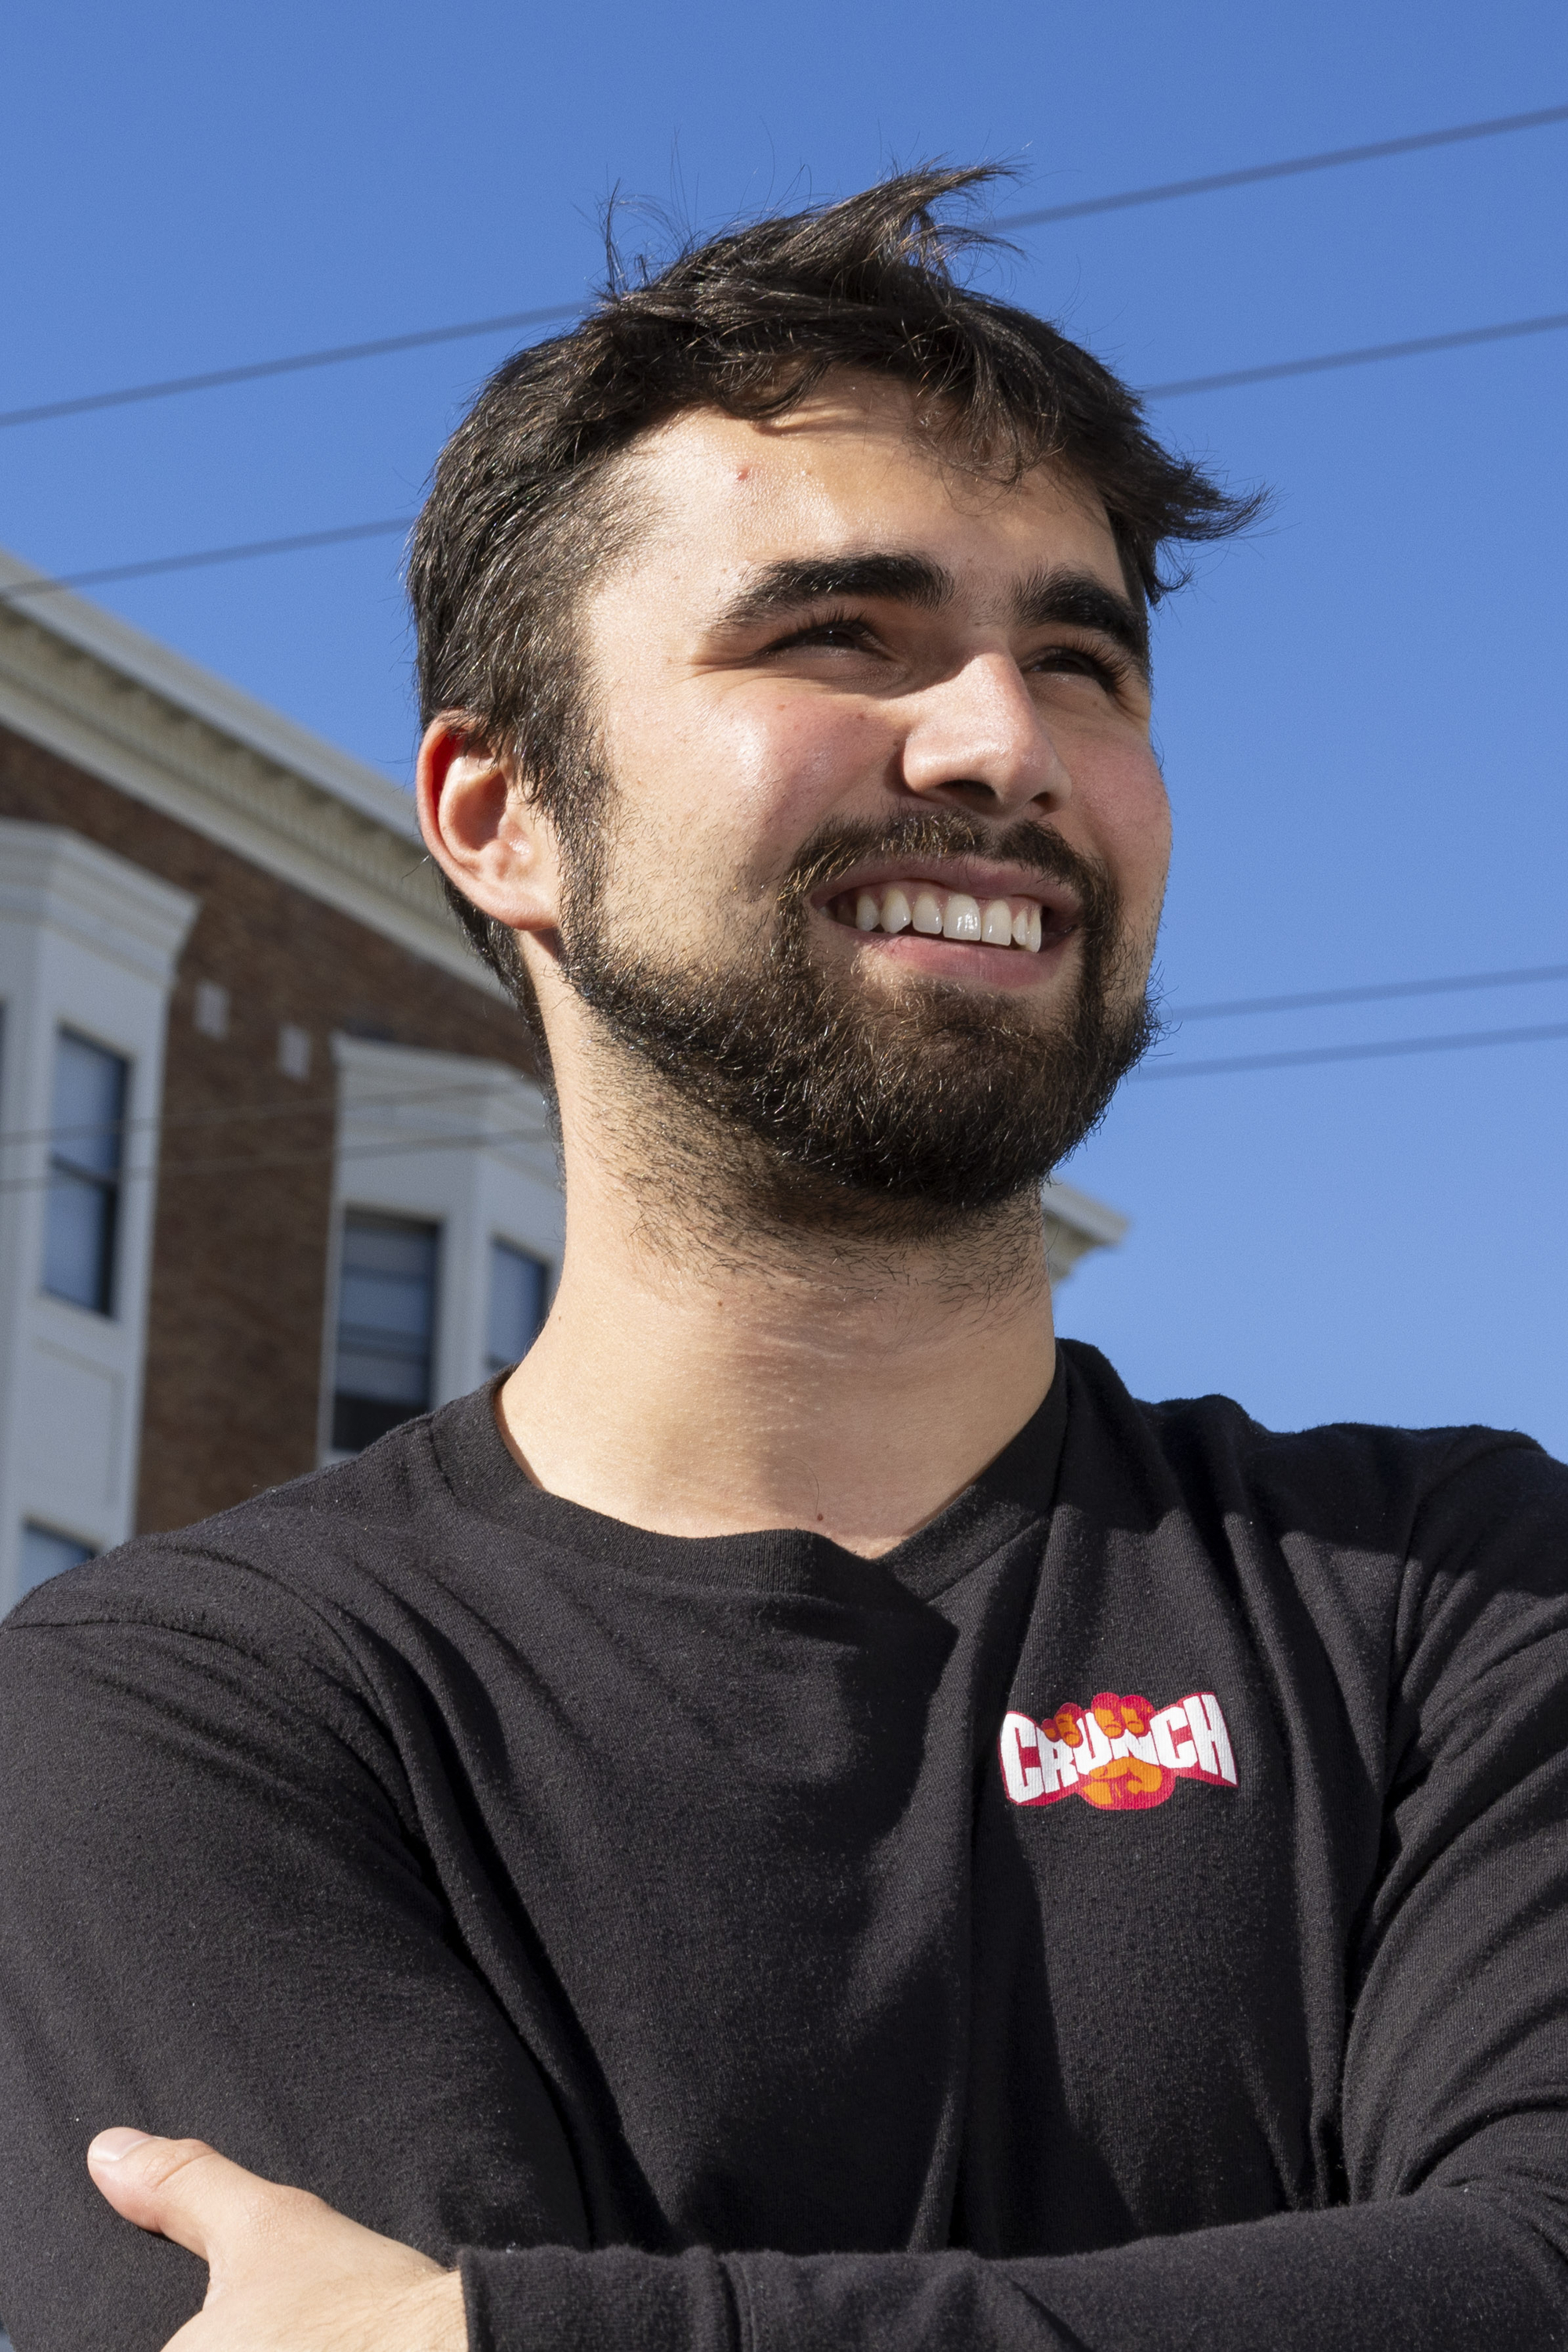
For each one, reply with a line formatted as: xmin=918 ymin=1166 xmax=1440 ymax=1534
xmin=324 ymin=1038 xmax=561 ymax=1456
xmin=0 ymin=822 xmax=196 ymax=1610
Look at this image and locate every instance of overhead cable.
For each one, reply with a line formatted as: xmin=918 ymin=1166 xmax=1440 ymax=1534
xmin=2 ymin=101 xmax=1563 ymax=433
xmin=3 ymin=1075 xmax=535 ymax=1152
xmin=1136 ymin=1018 xmax=1568 ymax=1082
xmin=0 ymin=517 xmax=414 ymax=601
xmin=8 ymin=1016 xmax=1566 ymax=1196
xmin=0 ymin=307 xmax=583 ymax=431
xmin=1174 ymin=960 xmax=1568 ymax=1021
xmin=10 ymin=1016 xmax=1566 ymax=1185
xmin=9 ymin=973 xmax=1567 ymax=1165
xmin=5 ymin=299 xmax=1565 ymax=612
xmin=2 ymin=1120 xmax=550 ymax=1195
xmin=995 ymin=100 xmax=1568 ymax=228
xmin=1146 ymin=308 xmax=1568 ymax=401
xmin=13 ymin=955 xmax=1566 ymax=1152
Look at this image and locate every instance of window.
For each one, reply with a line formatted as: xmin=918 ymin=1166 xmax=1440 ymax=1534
xmin=42 ymin=1030 xmax=128 ymax=1314
xmin=331 ymin=1213 xmax=439 ymax=1453
xmin=487 ymin=1240 xmax=548 ymax=1376
xmin=20 ymin=1522 xmax=93 ymax=1595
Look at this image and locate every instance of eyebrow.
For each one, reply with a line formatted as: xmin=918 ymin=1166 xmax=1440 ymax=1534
xmin=713 ymin=553 xmax=953 ymax=630
xmin=710 ymin=550 xmax=1150 ymax=674
xmin=1013 ymin=567 xmax=1150 ymax=673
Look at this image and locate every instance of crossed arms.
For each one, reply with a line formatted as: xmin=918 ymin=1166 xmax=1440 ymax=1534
xmin=5 ymin=1519 xmax=1568 ymax=2352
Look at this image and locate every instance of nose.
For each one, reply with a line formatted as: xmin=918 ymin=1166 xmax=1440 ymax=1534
xmin=899 ymin=651 xmax=1072 ymax=815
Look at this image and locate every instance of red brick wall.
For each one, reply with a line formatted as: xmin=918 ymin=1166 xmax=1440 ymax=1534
xmin=0 ymin=724 xmax=535 ymax=1532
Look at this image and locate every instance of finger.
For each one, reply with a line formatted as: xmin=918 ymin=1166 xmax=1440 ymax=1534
xmin=87 ymin=2130 xmax=296 ymax=2265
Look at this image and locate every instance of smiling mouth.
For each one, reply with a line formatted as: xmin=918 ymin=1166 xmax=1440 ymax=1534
xmin=824 ymin=882 xmax=1055 ymax=954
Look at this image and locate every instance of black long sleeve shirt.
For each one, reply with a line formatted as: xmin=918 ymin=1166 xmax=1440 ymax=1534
xmin=1 ymin=1341 xmax=1566 ymax=2350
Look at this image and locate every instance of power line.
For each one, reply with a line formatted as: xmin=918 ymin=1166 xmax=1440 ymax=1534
xmin=1136 ymin=1018 xmax=1568 ymax=1082
xmin=14 ymin=1020 xmax=1567 ymax=1190
xmin=9 ymin=1018 xmax=1564 ymax=1192
xmin=10 ymin=970 xmax=1566 ymax=1167
xmin=3 ymin=1075 xmax=539 ymax=1153
xmin=3 ymin=101 xmax=1562 ymax=434
xmin=4 ymin=302 xmax=1563 ymax=612
xmin=1146 ymin=309 xmax=1568 ymax=401
xmin=0 ymin=517 xmax=413 ymax=601
xmin=12 ymin=956 xmax=1562 ymax=1152
xmin=995 ymin=100 xmax=1568 ymax=229
xmin=2 ymin=1119 xmax=551 ymax=1195
xmin=0 ymin=306 xmax=583 ymax=431
xmin=1174 ymin=960 xmax=1568 ymax=1021
xmin=151 ymin=1122 xmax=551 ymax=1183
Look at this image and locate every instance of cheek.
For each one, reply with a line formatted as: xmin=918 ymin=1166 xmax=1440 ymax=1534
xmin=1082 ymin=742 xmax=1171 ymax=901
xmin=632 ymin=690 xmax=893 ymax=879
xmin=724 ymin=691 xmax=890 ymax=826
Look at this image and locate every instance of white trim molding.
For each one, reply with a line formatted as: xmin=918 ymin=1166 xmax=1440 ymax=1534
xmin=0 ymin=822 xmax=198 ymax=1607
xmin=1043 ymin=1177 xmax=1129 ymax=1285
xmin=322 ymin=1036 xmax=564 ymax=1454
xmin=0 ymin=543 xmax=506 ymax=999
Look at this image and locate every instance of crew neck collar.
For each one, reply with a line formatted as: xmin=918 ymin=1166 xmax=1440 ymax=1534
xmin=428 ymin=1356 xmax=1069 ymax=1603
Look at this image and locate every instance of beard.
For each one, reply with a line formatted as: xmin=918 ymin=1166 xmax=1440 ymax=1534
xmin=554 ymin=801 xmax=1159 ymax=1231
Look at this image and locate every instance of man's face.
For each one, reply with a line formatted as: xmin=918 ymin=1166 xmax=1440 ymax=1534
xmin=551 ymin=375 xmax=1171 ymax=1223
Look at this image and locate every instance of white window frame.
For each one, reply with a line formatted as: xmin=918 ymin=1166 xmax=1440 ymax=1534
xmin=485 ymin=1234 xmax=552 ymax=1377
xmin=0 ymin=822 xmax=197 ymax=1610
xmin=321 ymin=1036 xmax=561 ymax=1458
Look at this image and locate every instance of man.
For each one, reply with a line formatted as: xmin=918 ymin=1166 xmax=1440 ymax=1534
xmin=2 ymin=167 xmax=1565 ymax=2352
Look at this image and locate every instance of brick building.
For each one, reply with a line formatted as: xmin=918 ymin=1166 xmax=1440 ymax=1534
xmin=0 ymin=543 xmax=1123 ymax=1613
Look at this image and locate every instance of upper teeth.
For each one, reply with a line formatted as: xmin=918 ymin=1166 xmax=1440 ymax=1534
xmin=833 ymin=885 xmax=1044 ymax=953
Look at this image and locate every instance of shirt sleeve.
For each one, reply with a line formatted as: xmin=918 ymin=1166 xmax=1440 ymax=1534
xmin=461 ymin=2194 xmax=1565 ymax=2352
xmin=0 ymin=1555 xmax=586 ymax=2352
xmin=8 ymin=1432 xmax=1568 ymax=2352
xmin=459 ymin=1432 xmax=1568 ymax=2352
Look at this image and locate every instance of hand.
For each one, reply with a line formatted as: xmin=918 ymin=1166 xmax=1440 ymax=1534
xmin=87 ymin=2129 xmax=467 ymax=2352
xmin=1091 ymin=1692 xmax=1168 ymax=1806
xmin=1050 ymin=1694 xmax=1173 ymax=1811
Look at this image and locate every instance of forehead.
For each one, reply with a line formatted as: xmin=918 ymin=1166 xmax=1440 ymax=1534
xmin=616 ymin=375 xmax=1127 ymax=601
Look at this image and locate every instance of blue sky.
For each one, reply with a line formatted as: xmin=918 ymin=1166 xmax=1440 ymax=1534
xmin=5 ymin=0 xmax=1565 ymax=1452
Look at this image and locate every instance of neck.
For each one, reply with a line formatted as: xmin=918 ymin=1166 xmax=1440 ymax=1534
xmin=496 ymin=1052 xmax=1058 ymax=1558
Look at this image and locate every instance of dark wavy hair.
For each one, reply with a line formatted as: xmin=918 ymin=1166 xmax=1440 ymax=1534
xmin=408 ymin=164 xmax=1260 ymax=1001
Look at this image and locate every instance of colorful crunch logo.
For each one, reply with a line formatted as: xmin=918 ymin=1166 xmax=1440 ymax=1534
xmin=999 ymin=1690 xmax=1237 ymax=1812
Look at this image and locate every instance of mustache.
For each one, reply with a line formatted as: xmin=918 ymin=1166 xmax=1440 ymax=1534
xmin=781 ymin=809 xmax=1117 ymax=916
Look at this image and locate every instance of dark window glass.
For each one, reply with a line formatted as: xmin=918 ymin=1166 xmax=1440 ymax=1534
xmin=486 ymin=1241 xmax=548 ymax=1376
xmin=331 ymin=1212 xmax=439 ymax=1453
xmin=42 ymin=1032 xmax=128 ymax=1314
xmin=20 ymin=1522 xmax=93 ymax=1594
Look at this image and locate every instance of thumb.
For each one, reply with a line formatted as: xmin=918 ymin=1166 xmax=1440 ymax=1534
xmin=87 ymin=2129 xmax=282 ymax=2267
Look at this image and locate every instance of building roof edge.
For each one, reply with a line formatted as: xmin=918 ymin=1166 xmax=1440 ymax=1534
xmin=0 ymin=543 xmax=420 ymax=837
xmin=0 ymin=541 xmax=423 ymax=837
xmin=0 ymin=545 xmax=509 ymax=1000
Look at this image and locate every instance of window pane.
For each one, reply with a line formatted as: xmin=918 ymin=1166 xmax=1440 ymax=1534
xmin=52 ymin=1032 xmax=126 ymax=1181
xmin=339 ymin=1268 xmax=433 ymax=1352
xmin=487 ymin=1242 xmax=547 ymax=1375
xmin=43 ymin=1032 xmax=127 ymax=1315
xmin=20 ymin=1523 xmax=93 ymax=1595
xmin=334 ymin=1323 xmax=430 ymax=1402
xmin=332 ymin=1214 xmax=438 ymax=1453
xmin=42 ymin=1167 xmax=116 ymax=1312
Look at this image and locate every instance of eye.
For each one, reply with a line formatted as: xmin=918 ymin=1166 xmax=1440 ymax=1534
xmin=1033 ymin=642 xmax=1127 ymax=690
xmin=765 ymin=611 xmax=880 ymax=656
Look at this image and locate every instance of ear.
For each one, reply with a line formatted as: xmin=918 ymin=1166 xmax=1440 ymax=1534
xmin=416 ymin=714 xmax=561 ymax=936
